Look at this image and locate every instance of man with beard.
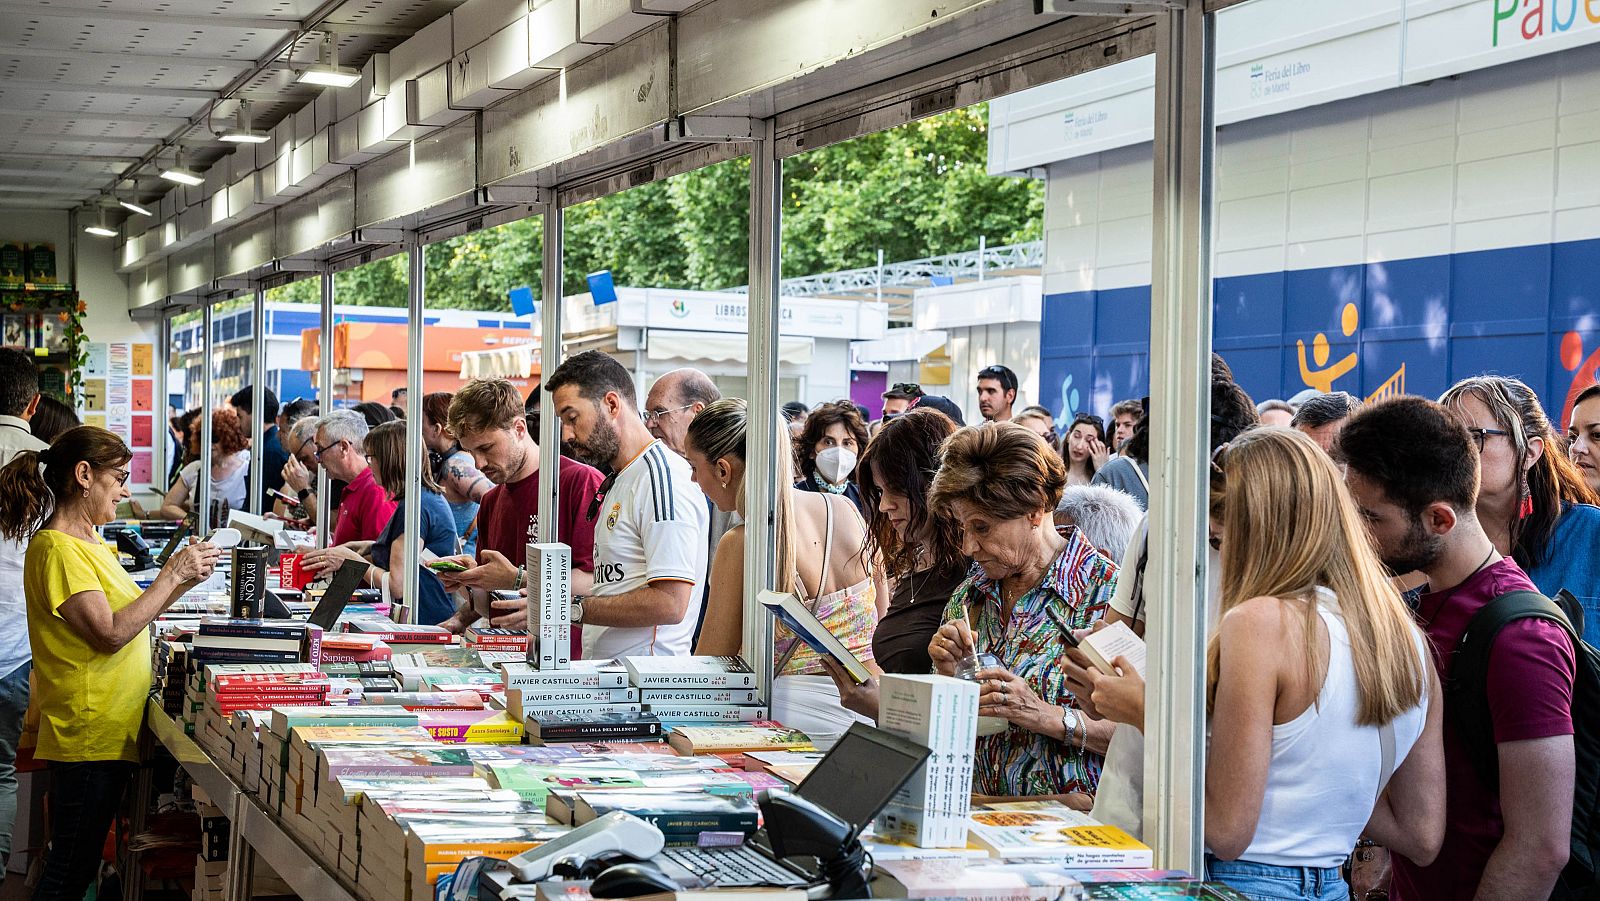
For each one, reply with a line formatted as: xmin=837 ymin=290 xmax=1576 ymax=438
xmin=436 ymin=378 xmax=604 ymax=634
xmin=1338 ymin=397 xmax=1574 ymax=901
xmin=545 ymin=351 xmax=709 ymax=660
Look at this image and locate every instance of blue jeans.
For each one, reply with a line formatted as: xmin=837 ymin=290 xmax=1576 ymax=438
xmin=0 ymin=660 xmax=30 ymax=871
xmin=1205 ymin=855 xmax=1347 ymax=901
xmin=32 ymin=760 xmax=137 ymax=901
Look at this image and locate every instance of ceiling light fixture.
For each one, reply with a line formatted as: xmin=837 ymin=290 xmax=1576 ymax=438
xmin=297 ymin=32 xmax=360 ymax=88
xmin=83 ymin=204 xmax=116 ymax=238
xmin=120 ymin=198 xmax=153 ymax=216
xmin=219 ymin=99 xmax=270 ymax=143
xmin=160 ymin=148 xmax=204 ymax=186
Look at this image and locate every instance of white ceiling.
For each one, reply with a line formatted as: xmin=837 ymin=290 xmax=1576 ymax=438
xmin=0 ymin=0 xmax=464 ymax=214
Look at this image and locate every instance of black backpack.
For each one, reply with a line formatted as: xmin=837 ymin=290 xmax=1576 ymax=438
xmin=1451 ymin=589 xmax=1600 ymax=901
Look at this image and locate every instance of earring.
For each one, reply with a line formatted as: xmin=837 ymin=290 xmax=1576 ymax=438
xmin=82 ymin=489 xmax=89 ymax=498
xmin=1519 ymin=473 xmax=1534 ymax=519
xmin=720 ymin=482 xmax=727 ymax=489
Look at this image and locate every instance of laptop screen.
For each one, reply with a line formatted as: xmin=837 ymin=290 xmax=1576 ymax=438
xmin=794 ymin=723 xmax=929 ymax=835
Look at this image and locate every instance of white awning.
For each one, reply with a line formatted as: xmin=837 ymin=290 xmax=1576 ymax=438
xmin=851 ymin=328 xmax=948 ymax=365
xmin=646 ymin=330 xmax=813 ymax=365
xmin=459 ymin=344 xmax=537 ymax=379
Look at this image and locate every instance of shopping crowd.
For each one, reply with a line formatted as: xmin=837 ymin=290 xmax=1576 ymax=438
xmin=0 ymin=342 xmax=1590 ymax=900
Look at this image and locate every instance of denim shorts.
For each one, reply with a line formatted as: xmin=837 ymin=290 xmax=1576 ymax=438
xmin=1205 ymin=855 xmax=1348 ymax=901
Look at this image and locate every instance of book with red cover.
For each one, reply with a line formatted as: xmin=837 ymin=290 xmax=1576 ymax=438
xmin=210 ymin=672 xmax=330 ymax=690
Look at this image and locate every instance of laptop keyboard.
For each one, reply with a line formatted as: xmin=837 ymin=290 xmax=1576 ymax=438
xmin=659 ymin=846 xmax=809 ymax=888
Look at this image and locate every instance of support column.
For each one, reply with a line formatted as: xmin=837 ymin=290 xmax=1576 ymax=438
xmin=537 ymin=200 xmax=564 ymax=545
xmin=316 ymin=270 xmax=334 ymax=548
xmin=744 ymin=121 xmax=780 ymax=703
xmin=1144 ymin=0 xmax=1215 ymax=876
xmin=199 ymin=301 xmax=214 ymax=530
xmin=401 ymin=242 xmax=425 ymax=621
xmin=249 ymin=286 xmax=266 ymax=514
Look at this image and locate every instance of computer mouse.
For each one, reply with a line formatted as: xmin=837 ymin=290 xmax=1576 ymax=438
xmin=588 ymin=861 xmax=678 ymax=898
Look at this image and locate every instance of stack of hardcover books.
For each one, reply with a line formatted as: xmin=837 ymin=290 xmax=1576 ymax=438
xmin=191 ymin=618 xmax=323 ymax=666
xmin=623 ymin=656 xmax=771 ymax=724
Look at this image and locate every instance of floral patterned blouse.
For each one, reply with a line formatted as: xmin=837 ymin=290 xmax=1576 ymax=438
xmin=941 ymin=528 xmax=1118 ymax=797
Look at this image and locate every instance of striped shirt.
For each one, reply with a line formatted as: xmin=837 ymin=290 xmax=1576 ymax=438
xmin=583 ymin=440 xmax=709 ymax=660
xmin=943 ymin=528 xmax=1118 ymax=797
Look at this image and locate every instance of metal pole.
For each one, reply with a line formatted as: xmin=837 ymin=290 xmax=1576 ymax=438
xmin=876 ymin=248 xmax=884 ymax=305
xmin=977 ymin=235 xmax=986 ymax=282
xmin=249 ymin=286 xmax=266 ymax=514
xmin=401 ymin=242 xmax=425 ymax=623
xmin=198 ymin=301 xmax=213 ymax=531
xmin=537 ymin=199 xmax=563 ymax=546
xmin=155 ymin=315 xmax=170 ymax=500
xmin=316 ymin=270 xmax=334 ymax=549
xmin=744 ymin=120 xmax=780 ymax=704
xmin=1144 ymin=0 xmax=1215 ymax=876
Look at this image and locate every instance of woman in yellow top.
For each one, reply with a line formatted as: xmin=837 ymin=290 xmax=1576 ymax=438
xmin=0 ymin=426 xmax=218 ymax=901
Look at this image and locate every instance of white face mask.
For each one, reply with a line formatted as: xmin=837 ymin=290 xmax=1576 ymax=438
xmin=815 ymin=446 xmax=857 ymax=484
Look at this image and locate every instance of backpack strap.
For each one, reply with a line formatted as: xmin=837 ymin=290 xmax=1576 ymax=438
xmin=1448 ymin=590 xmax=1578 ymax=790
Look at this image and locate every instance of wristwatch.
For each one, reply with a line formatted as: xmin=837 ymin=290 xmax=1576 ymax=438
xmin=571 ymin=597 xmax=584 ymax=624
xmin=297 ymin=487 xmax=312 ymax=502
xmin=1060 ymin=706 xmax=1080 ymax=742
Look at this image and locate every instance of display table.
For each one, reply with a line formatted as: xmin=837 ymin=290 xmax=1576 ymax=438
xmin=145 ymin=699 xmax=362 ymax=901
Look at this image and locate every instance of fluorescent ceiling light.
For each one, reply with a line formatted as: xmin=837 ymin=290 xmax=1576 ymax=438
xmin=219 ymin=99 xmax=271 ymax=142
xmin=297 ymin=32 xmax=360 ymax=87
xmin=84 ymin=206 xmax=116 ymax=237
xmin=120 ymin=199 xmax=153 ymax=217
xmin=161 ymin=167 xmax=204 ymax=186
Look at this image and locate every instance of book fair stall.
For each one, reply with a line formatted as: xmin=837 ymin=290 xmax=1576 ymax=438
xmin=5 ymin=0 xmax=1256 ymax=898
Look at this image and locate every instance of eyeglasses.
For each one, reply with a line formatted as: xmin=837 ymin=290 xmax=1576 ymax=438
xmin=640 ymin=403 xmax=695 ymax=425
xmin=107 ymin=468 xmax=131 ymax=486
xmin=314 ymin=438 xmax=345 ymax=461
xmin=1466 ymin=427 xmax=1510 ymax=453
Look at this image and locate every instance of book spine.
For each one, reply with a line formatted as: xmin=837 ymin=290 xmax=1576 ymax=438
xmin=508 ymin=688 xmax=640 ymax=705
xmin=501 ymin=672 xmax=627 ymax=690
xmin=211 ymin=673 xmax=328 ymax=689
xmin=600 ymin=811 xmax=758 ymax=833
xmin=630 ymin=674 xmax=758 ymax=689
xmin=212 ymin=682 xmax=333 ymax=696
xmin=642 ymin=705 xmax=771 ymax=722
xmin=519 ymin=703 xmax=644 ymax=720
xmin=192 ymin=649 xmax=303 ymax=664
xmin=303 ymin=626 xmax=322 ymax=668
xmin=197 ymin=624 xmax=309 ymax=640
xmin=638 ymin=689 xmax=762 ymax=705
xmin=531 ymin=721 xmax=662 ymax=743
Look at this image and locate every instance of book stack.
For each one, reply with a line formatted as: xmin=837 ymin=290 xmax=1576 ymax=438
xmin=571 ymin=789 xmax=759 ymax=845
xmin=353 ymin=792 xmax=556 ymax=894
xmin=363 ymin=691 xmax=486 ymax=711
xmin=966 ymin=803 xmax=1153 ymax=868
xmin=205 ymin=663 xmax=332 ymax=715
xmin=343 ymin=617 xmax=455 ymax=645
xmin=464 ymin=627 xmax=531 ymax=653
xmin=874 ymin=674 xmax=979 ymax=849
xmin=191 ymin=618 xmax=323 ymax=666
xmin=323 ymin=658 xmax=401 ymax=697
xmin=316 ymin=774 xmax=510 ymax=888
xmin=320 ymin=632 xmax=393 ymax=664
xmin=155 ymin=639 xmax=191 ymax=718
xmin=623 ymin=656 xmax=772 ymax=724
xmin=526 ymin=542 xmax=572 ymax=670
xmin=281 ymin=725 xmax=439 ymax=855
xmin=666 ymin=724 xmax=814 ymax=757
xmin=499 ymin=660 xmax=665 ymax=743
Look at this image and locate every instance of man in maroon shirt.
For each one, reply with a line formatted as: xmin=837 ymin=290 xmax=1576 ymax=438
xmin=437 ymin=378 xmax=604 ymax=635
xmin=1339 ymin=397 xmax=1574 ymax=900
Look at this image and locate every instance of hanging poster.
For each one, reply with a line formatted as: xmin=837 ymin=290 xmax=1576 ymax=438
xmin=131 ymin=415 xmax=153 ymax=447
xmin=84 ymin=343 xmax=108 ymax=377
xmin=130 ymin=451 xmax=153 ymax=485
xmin=83 ymin=379 xmax=106 ymax=411
xmin=84 ymin=413 xmax=106 ymax=430
xmin=131 ymin=344 xmax=153 ymax=376
xmin=132 ymin=380 xmax=152 ymax=412
xmin=108 ymin=343 xmax=131 ymax=377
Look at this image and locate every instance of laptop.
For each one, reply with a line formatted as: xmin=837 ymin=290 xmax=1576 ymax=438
xmin=656 ymin=722 xmax=930 ymax=889
xmin=307 ymin=558 xmax=369 ymax=631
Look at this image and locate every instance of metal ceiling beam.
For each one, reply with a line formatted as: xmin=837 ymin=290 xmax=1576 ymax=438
xmin=0 ymin=78 xmax=221 ymax=100
xmin=0 ymin=151 xmax=141 ymax=162
xmin=0 ymin=43 xmax=289 ymax=70
xmin=0 ymin=167 xmax=162 ymax=181
xmin=0 ymin=134 xmax=228 ymax=148
xmin=0 ymin=184 xmax=95 ymax=195
xmin=0 ymin=107 xmax=190 ymax=124
xmin=0 ymin=3 xmax=298 ymax=31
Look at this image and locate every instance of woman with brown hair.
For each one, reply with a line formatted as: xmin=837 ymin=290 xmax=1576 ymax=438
xmin=1197 ymin=427 xmax=1443 ymax=899
xmin=820 ymin=407 xmax=968 ymax=718
xmin=298 ymin=420 xmax=460 ymax=625
xmin=927 ymin=422 xmax=1118 ymax=803
xmin=793 ymin=400 xmax=871 ymax=517
xmin=158 ymin=406 xmax=251 ymax=518
xmin=1442 ymin=375 xmax=1600 ymax=645
xmin=0 ymin=427 xmax=219 ymax=901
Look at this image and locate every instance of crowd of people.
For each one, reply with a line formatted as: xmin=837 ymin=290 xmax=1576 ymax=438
xmin=0 ymin=339 xmax=1591 ymax=900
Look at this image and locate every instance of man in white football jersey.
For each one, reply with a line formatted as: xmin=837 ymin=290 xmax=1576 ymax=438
xmin=544 ymin=351 xmax=709 ymax=659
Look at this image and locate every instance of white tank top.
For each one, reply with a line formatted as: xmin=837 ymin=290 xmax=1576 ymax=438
xmin=1234 ymin=587 xmax=1430 ymax=868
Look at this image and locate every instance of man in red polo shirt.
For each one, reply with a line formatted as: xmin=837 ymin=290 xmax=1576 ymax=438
xmin=437 ymin=378 xmax=603 ymax=639
xmin=314 ymin=409 xmax=395 ymax=549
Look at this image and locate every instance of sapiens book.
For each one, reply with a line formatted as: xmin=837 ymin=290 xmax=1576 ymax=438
xmin=966 ymin=809 xmax=1154 ymax=867
xmin=621 ymin=655 xmax=757 ymax=689
xmin=758 ymin=590 xmax=871 ymax=684
xmin=666 ymin=724 xmax=814 ymax=755
xmin=526 ymin=712 xmax=663 ymax=745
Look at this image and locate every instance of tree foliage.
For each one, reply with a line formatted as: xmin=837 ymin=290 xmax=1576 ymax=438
xmin=278 ymin=104 xmax=1040 ymax=311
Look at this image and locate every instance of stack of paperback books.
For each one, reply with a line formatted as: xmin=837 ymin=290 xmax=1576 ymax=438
xmin=874 ymin=673 xmax=979 ymax=848
xmin=463 ymin=627 xmax=530 ymax=652
xmin=499 ymin=660 xmax=668 ymax=744
xmin=343 ymin=618 xmax=455 ymax=645
xmin=623 ymin=656 xmax=771 ymax=724
xmin=190 ymin=618 xmax=323 ymax=666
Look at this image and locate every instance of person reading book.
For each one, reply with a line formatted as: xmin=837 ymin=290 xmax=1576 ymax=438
xmin=684 ymin=398 xmax=884 ymax=747
xmin=1175 ymin=427 xmax=1444 ymax=899
xmin=926 ymin=422 xmax=1117 ymax=805
xmin=0 ymin=426 xmax=220 ymax=901
xmin=820 ymin=407 xmax=967 ymax=719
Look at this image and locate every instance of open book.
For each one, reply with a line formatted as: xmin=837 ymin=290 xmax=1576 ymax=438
xmin=758 ymin=590 xmax=871 ymax=684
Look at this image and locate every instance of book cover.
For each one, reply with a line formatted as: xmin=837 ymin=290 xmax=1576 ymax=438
xmin=417 ymin=710 xmax=524 ymax=744
xmin=665 ymin=725 xmax=814 ymax=755
xmin=488 ymin=764 xmax=644 ymax=804
xmin=642 ymin=705 xmax=772 ymax=723
xmin=878 ymin=858 xmax=1088 ymax=899
xmin=319 ymin=746 xmax=476 ymax=778
xmin=638 ymin=688 xmax=762 ymax=705
xmin=197 ymin=618 xmax=312 ymax=639
xmin=967 ymin=810 xmax=1154 ymax=867
xmin=526 ymin=713 xmax=663 ymax=745
xmin=621 ymin=655 xmax=756 ymax=689
xmin=403 ymin=822 xmax=569 ymax=865
xmin=499 ymin=661 xmax=629 ymax=690
xmin=518 ymin=703 xmax=645 ymax=721
xmin=875 ymin=674 xmax=978 ymax=849
xmin=758 ymin=590 xmax=871 ymax=683
xmin=506 ymin=687 xmax=640 ymax=709
xmin=362 ymin=691 xmax=485 ymax=710
xmin=269 ymin=707 xmax=419 ymax=738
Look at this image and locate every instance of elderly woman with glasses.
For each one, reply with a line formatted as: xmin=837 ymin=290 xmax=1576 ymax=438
xmin=927 ymin=422 xmax=1119 ymax=805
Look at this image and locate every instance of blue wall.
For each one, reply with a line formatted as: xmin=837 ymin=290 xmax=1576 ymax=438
xmin=1040 ymin=236 xmax=1600 ymax=429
